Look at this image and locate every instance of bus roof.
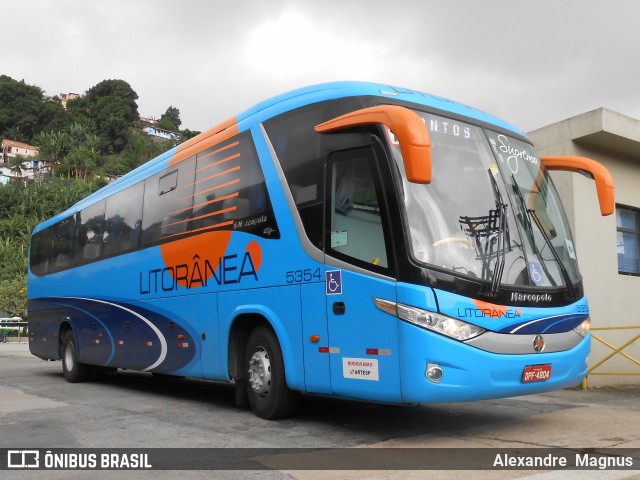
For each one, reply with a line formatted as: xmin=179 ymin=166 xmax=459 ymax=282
xmin=34 ymin=81 xmax=524 ymax=232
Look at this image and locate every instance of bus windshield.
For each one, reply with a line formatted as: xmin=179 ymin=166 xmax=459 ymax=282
xmin=387 ymin=110 xmax=580 ymax=289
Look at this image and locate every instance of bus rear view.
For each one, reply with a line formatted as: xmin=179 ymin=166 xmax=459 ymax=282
xmin=28 ymin=82 xmax=614 ymax=418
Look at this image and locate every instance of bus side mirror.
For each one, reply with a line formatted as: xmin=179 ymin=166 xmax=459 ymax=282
xmin=541 ymin=156 xmax=615 ymax=216
xmin=315 ymin=105 xmax=432 ymax=184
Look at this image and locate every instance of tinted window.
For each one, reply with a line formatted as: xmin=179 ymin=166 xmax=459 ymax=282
xmin=192 ymin=138 xmax=242 ymax=233
xmin=104 ymin=182 xmax=144 ymax=257
xmin=142 ymin=157 xmax=196 ymax=247
xmin=49 ymin=216 xmax=76 ymax=273
xmin=75 ymin=202 xmax=105 ymax=265
xmin=30 ymin=216 xmax=76 ymax=276
xmin=263 ymin=98 xmax=362 ymax=248
xmin=29 ymin=228 xmax=50 ymax=276
xmin=193 ymin=132 xmax=278 ymax=238
xmin=327 ymin=147 xmax=391 ymax=272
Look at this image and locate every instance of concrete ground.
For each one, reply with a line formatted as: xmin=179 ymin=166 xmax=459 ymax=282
xmin=1 ymin=342 xmax=638 ymax=479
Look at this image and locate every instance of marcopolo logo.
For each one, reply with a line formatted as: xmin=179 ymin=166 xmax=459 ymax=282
xmin=510 ymin=292 xmax=553 ymax=303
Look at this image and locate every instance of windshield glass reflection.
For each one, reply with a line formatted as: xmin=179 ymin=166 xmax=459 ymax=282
xmin=387 ymin=110 xmax=579 ymax=289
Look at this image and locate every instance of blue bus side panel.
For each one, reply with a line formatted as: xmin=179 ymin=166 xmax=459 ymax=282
xmin=134 ymin=295 xmax=208 ymax=378
xmin=396 ymin=282 xmax=439 ymax=313
xmin=301 ymin=281 xmax=331 ymax=394
xmin=28 ymin=297 xmax=200 ymax=374
xmin=217 ymin=285 xmax=305 ymax=390
xmin=28 ymin=299 xmax=65 ymax=360
xmin=327 ymin=270 xmax=401 ymax=403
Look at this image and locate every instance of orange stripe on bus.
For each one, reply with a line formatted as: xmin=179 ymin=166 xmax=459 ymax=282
xmin=176 ymin=156 xmax=199 ymax=173
xmin=197 ymin=141 xmax=240 ymax=162
xmin=161 ymin=221 xmax=235 ymax=240
xmin=177 ymin=148 xmax=240 ymax=180
xmin=191 ymin=206 xmax=236 ymax=224
xmin=192 ymin=192 xmax=239 ymax=211
xmin=166 ymin=192 xmax=239 ymax=217
xmin=194 ymin=179 xmax=240 ymax=198
xmin=162 ymin=206 xmax=236 ymax=229
xmin=195 ymin=153 xmax=241 ymax=175
xmin=195 ymin=166 xmax=241 ymax=186
xmin=170 ymin=118 xmax=239 ymax=167
xmin=172 ymin=178 xmax=240 ymax=203
xmin=173 ymin=166 xmax=240 ymax=196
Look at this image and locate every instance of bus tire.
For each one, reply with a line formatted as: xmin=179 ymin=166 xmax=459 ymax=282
xmin=244 ymin=326 xmax=299 ymax=420
xmin=61 ymin=331 xmax=91 ymax=383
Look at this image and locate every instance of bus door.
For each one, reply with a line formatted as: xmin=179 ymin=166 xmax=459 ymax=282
xmin=324 ymin=146 xmax=402 ymax=402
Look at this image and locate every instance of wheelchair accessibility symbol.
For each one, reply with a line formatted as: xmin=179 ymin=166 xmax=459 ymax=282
xmin=528 ymin=261 xmax=545 ymax=286
xmin=326 ymin=270 xmax=342 ymax=295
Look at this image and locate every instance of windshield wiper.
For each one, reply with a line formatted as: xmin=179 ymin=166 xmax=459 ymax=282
xmin=510 ymin=175 xmax=576 ymax=299
xmin=488 ymin=172 xmax=508 ymax=296
xmin=527 ymin=208 xmax=577 ymax=300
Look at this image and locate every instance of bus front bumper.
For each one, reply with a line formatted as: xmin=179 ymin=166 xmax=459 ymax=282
xmin=398 ymin=321 xmax=590 ymax=404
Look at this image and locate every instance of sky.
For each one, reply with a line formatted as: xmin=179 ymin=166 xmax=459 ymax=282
xmin=4 ymin=0 xmax=640 ymax=134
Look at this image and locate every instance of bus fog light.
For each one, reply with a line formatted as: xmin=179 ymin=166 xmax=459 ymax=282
xmin=426 ymin=363 xmax=443 ymax=383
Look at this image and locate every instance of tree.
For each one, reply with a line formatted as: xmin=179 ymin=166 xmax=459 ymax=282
xmin=39 ymin=96 xmax=70 ymax=134
xmin=34 ymin=130 xmax=67 ymax=162
xmin=72 ymin=79 xmax=140 ymax=154
xmin=0 ymin=75 xmax=69 ymax=143
xmin=107 ymin=131 xmax=173 ymax=176
xmin=35 ymin=121 xmax=103 ymax=180
xmin=8 ymin=155 xmax=24 ymax=179
xmin=158 ymin=106 xmax=181 ymax=131
xmin=179 ymin=128 xmax=201 ymax=141
xmin=0 ymin=179 xmax=103 ymax=318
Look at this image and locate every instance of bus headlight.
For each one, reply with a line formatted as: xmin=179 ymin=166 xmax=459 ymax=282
xmin=574 ymin=317 xmax=591 ymax=337
xmin=395 ymin=303 xmax=485 ymax=341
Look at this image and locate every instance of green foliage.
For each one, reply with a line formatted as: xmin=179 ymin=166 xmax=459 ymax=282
xmin=180 ymin=129 xmax=201 ymax=141
xmin=0 ymin=180 xmax=102 ymax=318
xmin=0 ymin=274 xmax=27 ymax=318
xmin=105 ymin=130 xmax=174 ymax=176
xmin=73 ymin=79 xmax=140 ymax=154
xmin=0 ymin=74 xmax=202 ymax=317
xmin=1 ymin=75 xmax=198 ymax=177
xmin=158 ymin=106 xmax=181 ymax=131
xmin=35 ymin=120 xmax=103 ymax=180
xmin=0 ymin=75 xmax=69 ymax=143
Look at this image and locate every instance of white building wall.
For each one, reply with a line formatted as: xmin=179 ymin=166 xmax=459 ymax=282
xmin=529 ymin=109 xmax=640 ymax=387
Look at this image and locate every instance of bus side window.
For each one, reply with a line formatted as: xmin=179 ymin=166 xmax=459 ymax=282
xmin=142 ymin=158 xmax=196 ymax=247
xmin=192 ymin=139 xmax=244 ymax=232
xmin=30 ymin=228 xmax=51 ymax=276
xmin=75 ymin=202 xmax=105 ymax=265
xmin=47 ymin=216 xmax=76 ymax=274
xmin=263 ymin=98 xmax=362 ymax=249
xmin=192 ymin=133 xmax=278 ymax=238
xmin=327 ymin=147 xmax=390 ymax=270
xmin=103 ymin=182 xmax=144 ymax=257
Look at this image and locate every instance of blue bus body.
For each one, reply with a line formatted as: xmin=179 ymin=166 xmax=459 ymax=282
xmin=28 ymin=82 xmax=611 ymax=418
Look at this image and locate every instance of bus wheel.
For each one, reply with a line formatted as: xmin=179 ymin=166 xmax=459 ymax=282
xmin=61 ymin=331 xmax=91 ymax=383
xmin=244 ymin=326 xmax=299 ymax=419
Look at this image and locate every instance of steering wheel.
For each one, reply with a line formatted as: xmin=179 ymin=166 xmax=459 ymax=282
xmin=432 ymin=237 xmax=474 ymax=249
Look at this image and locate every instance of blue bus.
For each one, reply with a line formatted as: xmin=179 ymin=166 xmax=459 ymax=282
xmin=28 ymin=82 xmax=614 ymax=419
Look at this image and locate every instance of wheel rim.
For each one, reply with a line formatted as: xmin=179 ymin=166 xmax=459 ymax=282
xmin=247 ymin=347 xmax=271 ymax=397
xmin=64 ymin=342 xmax=76 ymax=371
